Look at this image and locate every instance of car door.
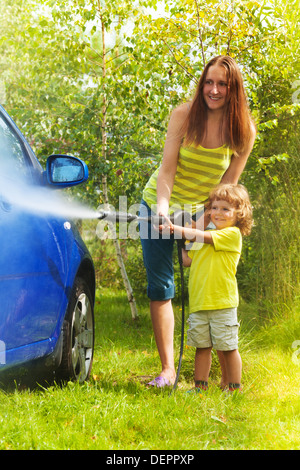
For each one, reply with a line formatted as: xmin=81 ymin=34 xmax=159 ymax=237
xmin=0 ymin=110 xmax=68 ymax=363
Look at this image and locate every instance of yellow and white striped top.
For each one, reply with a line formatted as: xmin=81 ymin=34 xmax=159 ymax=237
xmin=142 ymin=144 xmax=233 ymax=214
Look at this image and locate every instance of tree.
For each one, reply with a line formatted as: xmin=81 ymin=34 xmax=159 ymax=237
xmin=1 ymin=0 xmax=145 ymax=319
xmin=2 ymin=0 xmax=299 ymax=314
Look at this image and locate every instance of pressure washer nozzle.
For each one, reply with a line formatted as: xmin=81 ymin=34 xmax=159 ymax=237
xmin=97 ymin=209 xmax=192 ymax=225
xmin=97 ymin=210 xmax=139 ymax=222
xmin=97 ymin=210 xmax=110 ymax=220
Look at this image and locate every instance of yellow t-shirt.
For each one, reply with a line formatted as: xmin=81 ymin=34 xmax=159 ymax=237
xmin=188 ymin=226 xmax=242 ymax=312
xmin=142 ymin=144 xmax=232 ymax=214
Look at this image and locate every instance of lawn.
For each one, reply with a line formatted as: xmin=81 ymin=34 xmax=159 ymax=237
xmin=0 ymin=289 xmax=299 ymax=450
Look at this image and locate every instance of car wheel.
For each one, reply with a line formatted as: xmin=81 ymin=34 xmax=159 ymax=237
xmin=57 ymin=277 xmax=94 ymax=383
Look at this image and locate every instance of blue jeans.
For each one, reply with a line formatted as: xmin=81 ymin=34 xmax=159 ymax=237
xmin=139 ymin=200 xmax=176 ymax=301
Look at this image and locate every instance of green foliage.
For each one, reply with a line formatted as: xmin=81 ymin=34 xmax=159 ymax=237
xmin=0 ymin=290 xmax=299 ymax=450
xmin=240 ymin=96 xmax=300 ymax=312
xmin=0 ymin=0 xmax=299 ymax=316
xmin=0 ymin=1 xmax=298 ymax=450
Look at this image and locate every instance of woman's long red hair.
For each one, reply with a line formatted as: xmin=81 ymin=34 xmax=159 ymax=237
xmin=184 ymin=56 xmax=254 ymax=154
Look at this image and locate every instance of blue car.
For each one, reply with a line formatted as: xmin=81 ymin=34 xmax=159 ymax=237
xmin=0 ymin=105 xmax=95 ymax=386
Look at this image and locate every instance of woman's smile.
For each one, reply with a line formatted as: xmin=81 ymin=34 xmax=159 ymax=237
xmin=203 ymin=65 xmax=228 ymax=111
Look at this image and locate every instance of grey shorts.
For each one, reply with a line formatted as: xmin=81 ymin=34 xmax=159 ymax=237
xmin=187 ymin=308 xmax=239 ymax=351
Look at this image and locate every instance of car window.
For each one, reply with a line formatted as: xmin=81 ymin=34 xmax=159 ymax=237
xmin=0 ymin=114 xmax=29 ymax=177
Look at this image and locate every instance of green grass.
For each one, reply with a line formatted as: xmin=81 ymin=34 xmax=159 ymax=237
xmin=0 ymin=289 xmax=299 ymax=450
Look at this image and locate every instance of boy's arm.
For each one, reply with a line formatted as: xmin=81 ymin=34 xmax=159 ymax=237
xmin=171 ymin=224 xmax=214 ymax=245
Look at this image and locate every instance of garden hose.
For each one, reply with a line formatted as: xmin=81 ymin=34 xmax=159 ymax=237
xmin=170 ymin=239 xmax=185 ymax=395
xmin=97 ymin=209 xmax=189 ymax=393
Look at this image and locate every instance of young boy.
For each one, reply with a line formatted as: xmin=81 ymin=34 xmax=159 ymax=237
xmin=165 ymin=183 xmax=253 ymax=392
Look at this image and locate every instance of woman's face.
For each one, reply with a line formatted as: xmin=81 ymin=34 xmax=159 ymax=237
xmin=202 ymin=64 xmax=229 ymax=112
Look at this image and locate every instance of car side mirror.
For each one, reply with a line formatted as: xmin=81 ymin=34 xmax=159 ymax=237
xmin=45 ymin=155 xmax=89 ymax=188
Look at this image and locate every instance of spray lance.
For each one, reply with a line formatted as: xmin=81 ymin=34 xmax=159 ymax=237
xmin=97 ymin=208 xmax=191 ymax=393
xmin=97 ymin=208 xmax=191 ymax=227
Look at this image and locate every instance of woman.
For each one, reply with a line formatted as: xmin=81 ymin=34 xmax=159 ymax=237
xmin=140 ymin=55 xmax=256 ymax=387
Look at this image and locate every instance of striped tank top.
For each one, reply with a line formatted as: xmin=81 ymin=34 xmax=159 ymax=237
xmin=142 ymin=144 xmax=233 ymax=214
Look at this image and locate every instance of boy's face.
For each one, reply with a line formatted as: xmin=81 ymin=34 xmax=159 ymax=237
xmin=210 ymin=199 xmax=237 ymax=230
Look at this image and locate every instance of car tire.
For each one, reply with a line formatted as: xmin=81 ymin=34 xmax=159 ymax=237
xmin=56 ymin=276 xmax=94 ymax=384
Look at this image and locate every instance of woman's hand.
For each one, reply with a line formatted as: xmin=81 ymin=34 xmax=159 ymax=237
xmin=157 ymin=214 xmax=174 ymax=236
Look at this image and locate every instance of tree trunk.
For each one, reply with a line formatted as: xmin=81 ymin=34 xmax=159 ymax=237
xmin=99 ymin=9 xmax=138 ymax=320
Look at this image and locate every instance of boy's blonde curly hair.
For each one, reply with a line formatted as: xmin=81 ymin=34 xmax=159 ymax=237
xmin=205 ymin=183 xmax=253 ymax=236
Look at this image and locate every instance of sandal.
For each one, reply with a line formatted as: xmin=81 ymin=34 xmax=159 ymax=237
xmin=147 ymin=376 xmax=172 ymax=388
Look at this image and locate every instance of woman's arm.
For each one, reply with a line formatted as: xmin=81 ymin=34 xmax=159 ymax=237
xmin=171 ymin=224 xmax=214 ymax=245
xmin=156 ymin=103 xmax=189 ymax=216
xmin=221 ymin=122 xmax=256 ymax=184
